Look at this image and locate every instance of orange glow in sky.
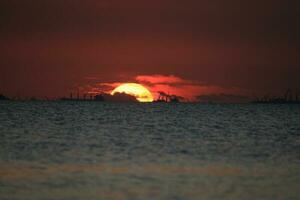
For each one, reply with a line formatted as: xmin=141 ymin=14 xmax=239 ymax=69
xmin=111 ymin=83 xmax=154 ymax=102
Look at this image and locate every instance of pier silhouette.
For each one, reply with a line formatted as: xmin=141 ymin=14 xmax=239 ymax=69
xmin=60 ymin=92 xmax=137 ymax=102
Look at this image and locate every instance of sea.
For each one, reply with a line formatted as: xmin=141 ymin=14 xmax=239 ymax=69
xmin=0 ymin=101 xmax=299 ymax=200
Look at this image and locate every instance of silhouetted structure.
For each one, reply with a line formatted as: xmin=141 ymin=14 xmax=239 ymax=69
xmin=61 ymin=93 xmax=94 ymax=101
xmin=61 ymin=92 xmax=96 ymax=101
xmin=0 ymin=94 xmax=10 ymax=100
xmin=61 ymin=90 xmax=186 ymax=103
xmin=155 ymin=91 xmax=183 ymax=103
xmin=76 ymin=91 xmax=80 ymax=100
xmin=94 ymin=94 xmax=104 ymax=101
xmin=61 ymin=92 xmax=138 ymax=102
xmin=30 ymin=97 xmax=40 ymax=101
xmin=253 ymin=89 xmax=300 ymax=104
xmin=196 ymin=94 xmax=250 ymax=103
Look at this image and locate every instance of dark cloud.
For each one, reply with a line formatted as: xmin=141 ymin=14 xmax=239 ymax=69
xmin=0 ymin=0 xmax=299 ymax=98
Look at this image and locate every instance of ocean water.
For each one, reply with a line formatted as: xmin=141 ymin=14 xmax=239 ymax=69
xmin=0 ymin=101 xmax=299 ymax=200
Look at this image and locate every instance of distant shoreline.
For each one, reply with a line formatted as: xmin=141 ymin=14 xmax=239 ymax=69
xmin=1 ymin=98 xmax=300 ymax=105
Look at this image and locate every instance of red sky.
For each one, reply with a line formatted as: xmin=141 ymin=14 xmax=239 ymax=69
xmin=0 ymin=0 xmax=299 ymax=100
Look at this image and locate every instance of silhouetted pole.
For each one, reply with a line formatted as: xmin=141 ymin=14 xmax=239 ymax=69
xmin=296 ymin=90 xmax=299 ymax=102
xmin=284 ymin=89 xmax=292 ymax=101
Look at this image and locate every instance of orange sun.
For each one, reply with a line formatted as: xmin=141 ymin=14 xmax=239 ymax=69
xmin=111 ymin=83 xmax=154 ymax=102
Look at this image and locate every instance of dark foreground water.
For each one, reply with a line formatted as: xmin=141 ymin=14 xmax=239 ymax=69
xmin=0 ymin=101 xmax=299 ymax=200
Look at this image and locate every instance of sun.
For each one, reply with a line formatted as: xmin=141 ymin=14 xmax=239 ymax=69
xmin=111 ymin=83 xmax=154 ymax=102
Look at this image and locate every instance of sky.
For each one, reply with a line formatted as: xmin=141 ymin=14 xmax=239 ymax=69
xmin=0 ymin=0 xmax=299 ymax=100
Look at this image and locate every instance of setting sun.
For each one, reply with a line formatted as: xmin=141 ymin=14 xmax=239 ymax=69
xmin=111 ymin=83 xmax=154 ymax=102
